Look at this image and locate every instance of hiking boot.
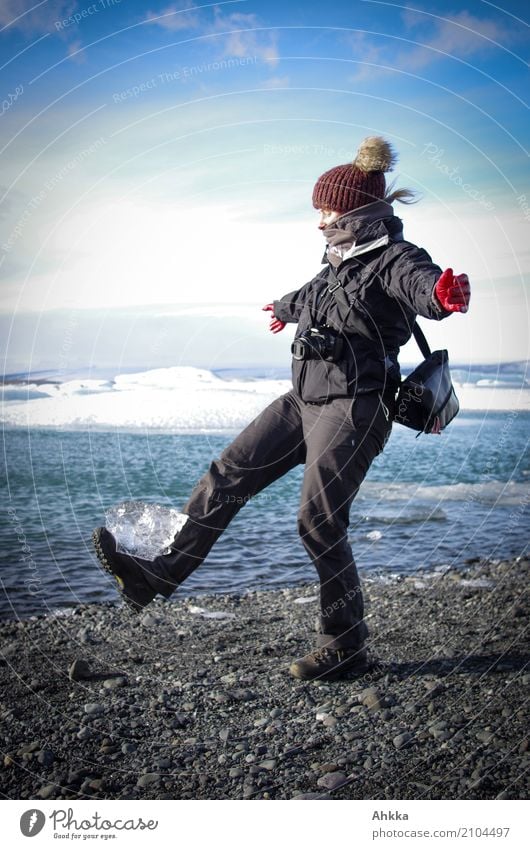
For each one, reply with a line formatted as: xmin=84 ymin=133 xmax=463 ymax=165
xmin=289 ymin=645 xmax=369 ymax=681
xmin=92 ymin=526 xmax=157 ymax=613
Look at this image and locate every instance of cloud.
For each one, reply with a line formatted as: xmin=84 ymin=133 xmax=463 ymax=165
xmin=345 ymin=31 xmax=393 ymax=81
xmin=0 ymin=0 xmax=76 ymax=35
xmin=261 ymin=75 xmax=290 ymax=89
xmin=212 ymin=10 xmax=279 ymax=66
xmin=67 ymin=38 xmax=85 ymax=62
xmin=400 ymin=9 xmax=521 ymax=69
xmin=143 ymin=4 xmax=279 ymax=66
xmin=344 ymin=9 xmax=522 ymax=81
xmin=144 ymin=2 xmax=201 ymax=32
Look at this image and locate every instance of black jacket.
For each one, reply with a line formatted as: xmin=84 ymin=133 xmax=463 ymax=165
xmin=273 ymin=205 xmax=451 ymax=403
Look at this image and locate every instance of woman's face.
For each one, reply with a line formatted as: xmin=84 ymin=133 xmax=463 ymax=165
xmin=318 ymin=208 xmax=342 ymax=229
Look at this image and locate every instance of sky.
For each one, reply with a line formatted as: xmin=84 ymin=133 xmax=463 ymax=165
xmin=0 ymin=0 xmax=528 ymax=373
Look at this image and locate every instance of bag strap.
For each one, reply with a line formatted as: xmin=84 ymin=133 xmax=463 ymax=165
xmin=327 ymin=263 xmax=433 ymax=359
xmin=411 ymin=321 xmax=431 ymax=359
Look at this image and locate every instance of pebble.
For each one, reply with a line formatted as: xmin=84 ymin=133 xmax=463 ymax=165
xmin=476 ymin=730 xmax=495 ymax=745
xmin=292 ymin=792 xmax=330 ymax=800
xmin=36 ymin=749 xmax=54 ymax=767
xmin=140 ymin=612 xmax=162 ymax=627
xmin=84 ymin=703 xmax=104 ymax=717
xmin=68 ymin=659 xmax=91 ymax=681
xmin=229 ymin=688 xmax=256 ymax=702
xmin=258 ymin=759 xmax=277 ymax=771
xmin=103 ymin=677 xmax=127 ymax=690
xmin=360 ymin=687 xmax=384 ymax=712
xmin=37 ymin=784 xmax=57 ymax=799
xmin=137 ymin=773 xmax=161 ymax=788
xmin=317 ymin=771 xmax=349 ymax=791
xmin=393 ymin=732 xmax=413 ymax=750
xmin=77 ymin=727 xmax=92 ymax=741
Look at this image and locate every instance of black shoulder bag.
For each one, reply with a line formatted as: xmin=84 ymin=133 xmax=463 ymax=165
xmin=327 ymin=264 xmax=460 ymax=435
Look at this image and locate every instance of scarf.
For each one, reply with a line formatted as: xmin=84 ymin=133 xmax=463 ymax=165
xmin=323 ymin=200 xmax=396 ymax=268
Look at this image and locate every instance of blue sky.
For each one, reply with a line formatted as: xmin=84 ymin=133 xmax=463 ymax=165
xmin=0 ymin=0 xmax=528 ymax=371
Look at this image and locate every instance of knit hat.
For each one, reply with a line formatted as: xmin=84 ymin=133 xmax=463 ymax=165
xmin=312 ymin=136 xmax=397 ymax=213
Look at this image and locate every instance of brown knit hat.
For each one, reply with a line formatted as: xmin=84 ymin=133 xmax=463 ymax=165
xmin=312 ymin=136 xmax=397 ymax=213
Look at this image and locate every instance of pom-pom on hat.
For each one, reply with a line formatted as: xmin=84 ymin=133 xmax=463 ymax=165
xmin=312 ymin=136 xmax=397 ymax=213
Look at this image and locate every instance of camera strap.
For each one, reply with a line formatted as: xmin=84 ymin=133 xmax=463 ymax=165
xmin=326 ymin=263 xmax=432 ymax=359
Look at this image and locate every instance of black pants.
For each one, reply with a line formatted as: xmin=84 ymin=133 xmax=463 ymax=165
xmin=149 ymin=389 xmax=393 ymax=649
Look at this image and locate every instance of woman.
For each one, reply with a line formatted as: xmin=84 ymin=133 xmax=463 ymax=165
xmin=93 ymin=137 xmax=470 ymax=681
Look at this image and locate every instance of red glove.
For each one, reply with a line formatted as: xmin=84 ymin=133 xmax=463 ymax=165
xmin=262 ymin=303 xmax=286 ymax=334
xmin=434 ymin=268 xmax=470 ymax=313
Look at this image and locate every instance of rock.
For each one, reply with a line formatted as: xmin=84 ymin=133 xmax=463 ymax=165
xmin=137 ymin=773 xmax=161 ymax=788
xmin=37 ymin=784 xmax=57 ymax=799
xmin=84 ymin=703 xmax=104 ymax=717
xmin=292 ymin=792 xmax=331 ymax=800
xmin=319 ymin=762 xmax=340 ymax=773
xmin=229 ymin=767 xmax=244 ymax=778
xmin=269 ymin=707 xmax=282 ymax=719
xmin=68 ymin=659 xmax=91 ymax=681
xmin=18 ymin=742 xmax=40 ymax=754
xmin=219 ymin=727 xmax=230 ymax=742
xmin=37 ymin=749 xmax=54 ymax=767
xmin=258 ymin=759 xmax=277 ymax=771
xmin=323 ymin=716 xmax=338 ymax=728
xmin=140 ymin=613 xmax=161 ymax=628
xmin=393 ymin=732 xmax=412 ymax=750
xmin=424 ymin=680 xmax=444 ymax=698
xmin=316 ymin=771 xmax=348 ymax=791
xmin=77 ymin=727 xmax=92 ymax=741
xmin=78 ymin=628 xmax=97 ymax=644
xmin=103 ymin=677 xmax=127 ymax=690
xmin=476 ymin=730 xmax=494 ymax=745
xmin=360 ymin=687 xmax=384 ymax=711
xmin=229 ymin=688 xmax=256 ymax=702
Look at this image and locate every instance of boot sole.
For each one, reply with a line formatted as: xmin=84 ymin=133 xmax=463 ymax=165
xmin=289 ymin=661 xmax=371 ymax=682
xmin=92 ymin=527 xmax=150 ymax=613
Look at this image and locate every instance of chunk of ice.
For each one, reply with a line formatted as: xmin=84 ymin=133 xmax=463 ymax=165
xmin=105 ymin=500 xmax=188 ymax=561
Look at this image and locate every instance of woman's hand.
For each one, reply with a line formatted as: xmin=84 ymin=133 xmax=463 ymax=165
xmin=262 ymin=303 xmax=286 ymax=334
xmin=434 ymin=268 xmax=471 ymax=313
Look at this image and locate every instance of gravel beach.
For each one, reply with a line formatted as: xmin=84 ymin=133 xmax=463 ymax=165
xmin=0 ymin=556 xmax=528 ymax=801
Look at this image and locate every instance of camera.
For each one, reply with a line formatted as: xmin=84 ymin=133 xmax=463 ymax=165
xmin=291 ymin=326 xmax=344 ymax=362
